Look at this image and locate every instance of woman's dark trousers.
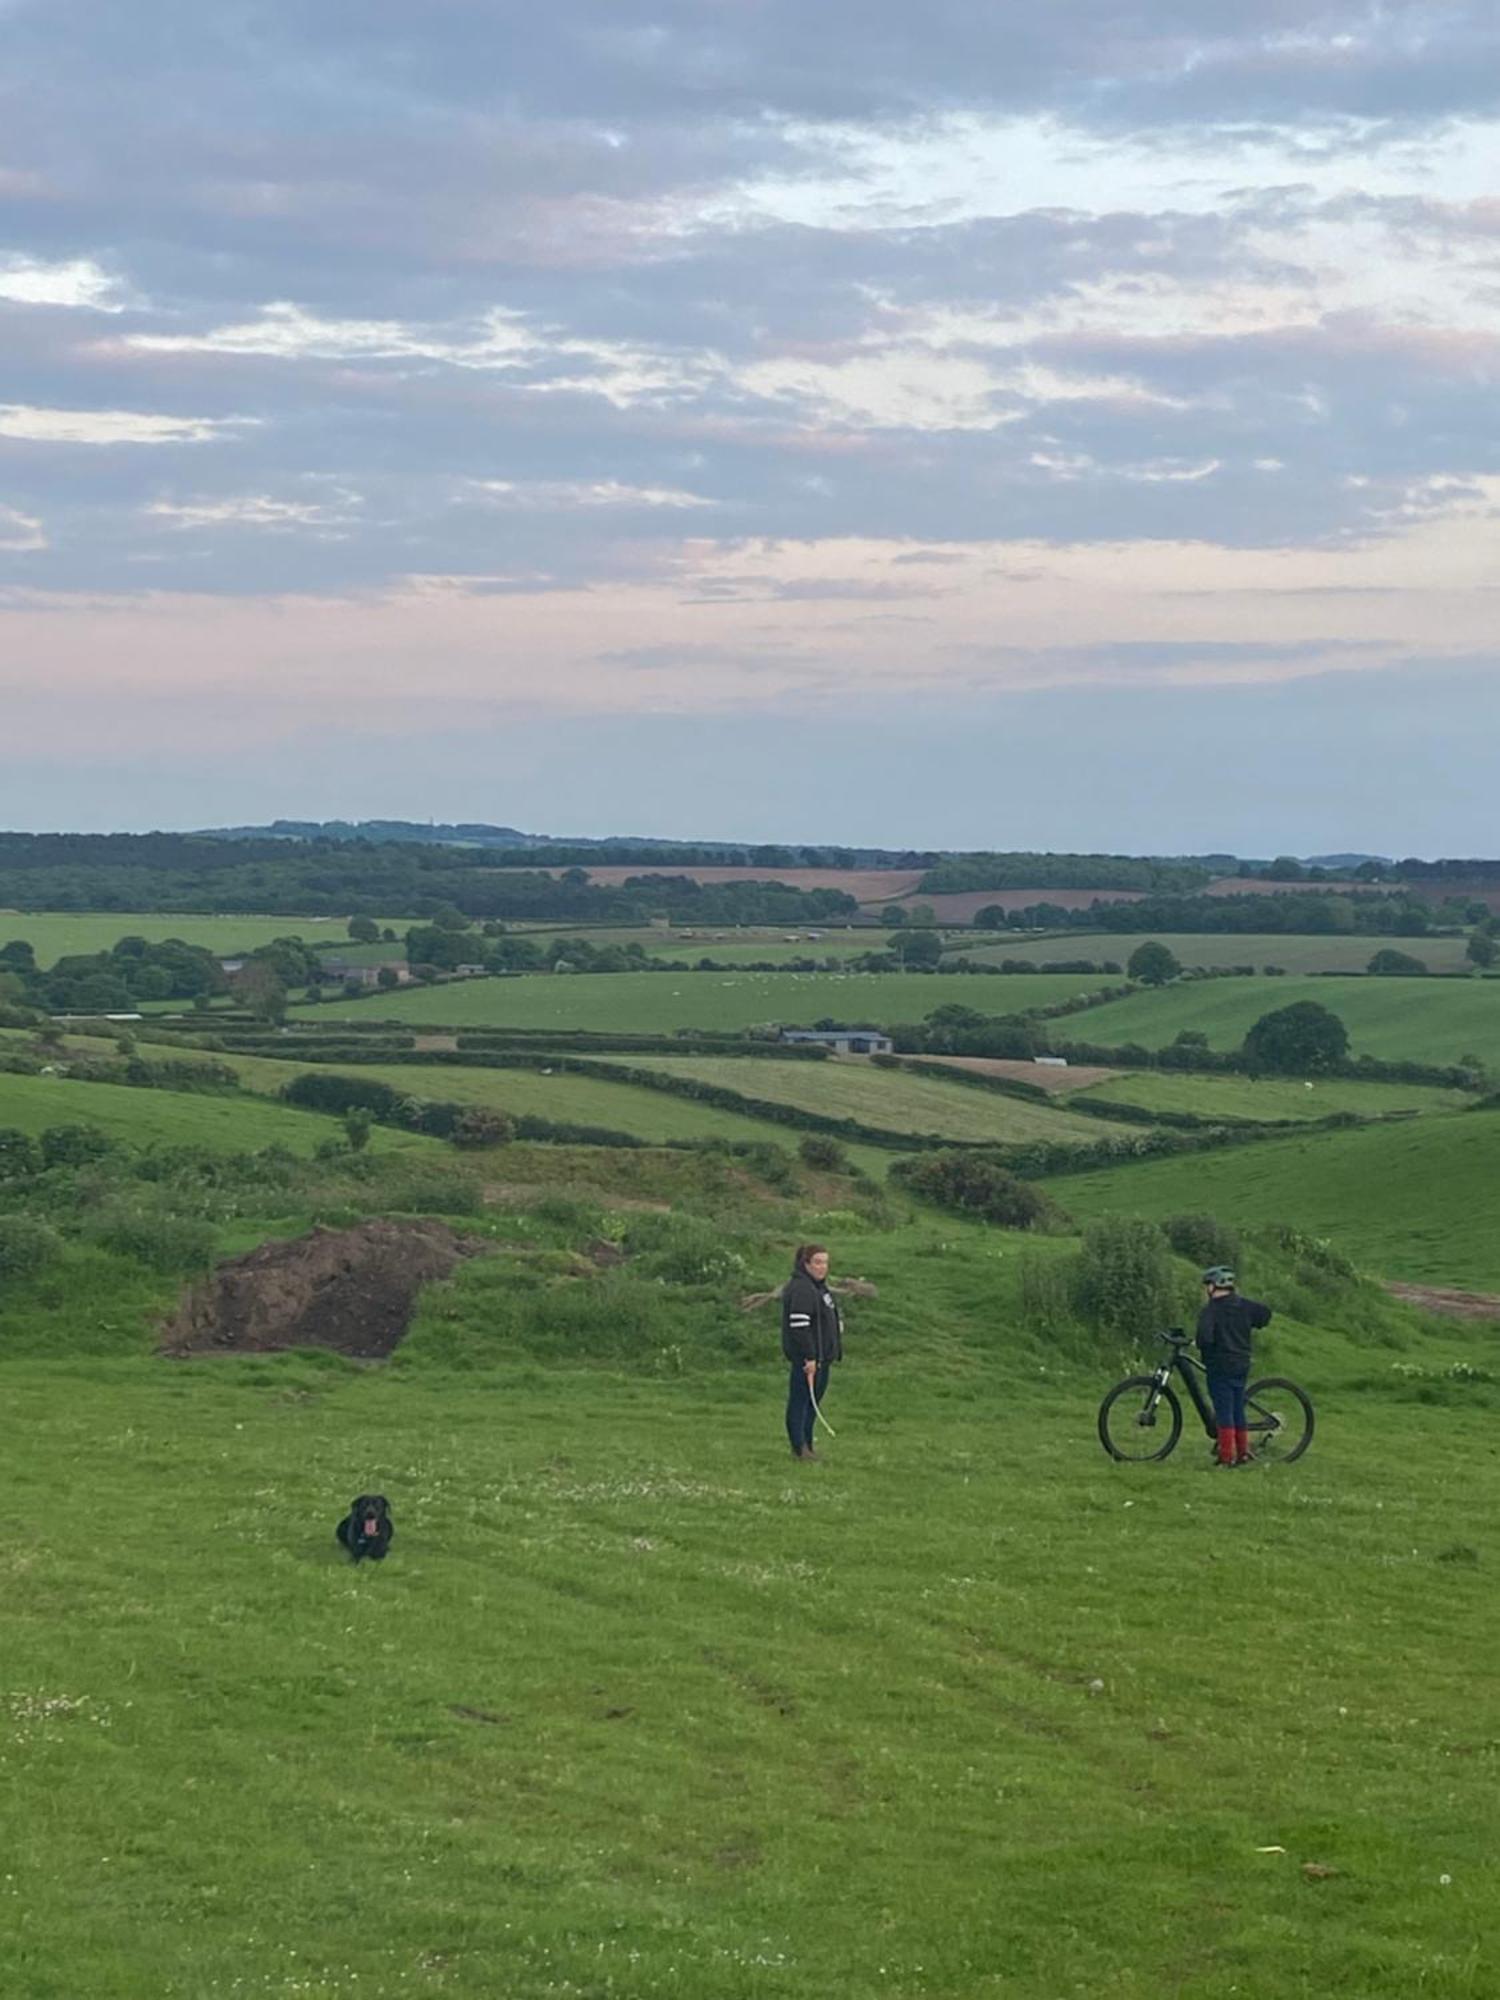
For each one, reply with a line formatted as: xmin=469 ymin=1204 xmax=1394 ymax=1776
xmin=1207 ymin=1369 xmax=1248 ymax=1430
xmin=786 ymin=1362 xmax=829 ymax=1455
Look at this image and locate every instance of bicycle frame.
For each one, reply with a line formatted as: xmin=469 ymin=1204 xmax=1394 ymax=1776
xmin=1153 ymin=1335 xmax=1219 ymax=1437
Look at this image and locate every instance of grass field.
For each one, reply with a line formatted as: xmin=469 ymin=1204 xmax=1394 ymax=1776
xmin=1056 ymin=1105 xmax=1500 ymax=1293
xmin=534 ymin=927 xmax=878 ymax=964
xmin=600 ymin=1055 xmax=1141 ymax=1146
xmin=0 ymin=913 xmax=415 ymax=968
xmin=1068 ymin=976 xmax=1500 ymax=1069
xmin=298 ymin=970 xmax=1106 ymax=1035
xmin=1072 ymin=1072 xmax=1469 ymax=1124
xmin=0 ymin=1070 xmax=435 ymax=1157
xmin=1 ymin=1193 xmax=1495 ymax=2000
xmin=957 ymin=932 xmax=1477 ymax=975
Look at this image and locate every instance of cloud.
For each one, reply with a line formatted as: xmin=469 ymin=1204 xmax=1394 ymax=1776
xmin=0 ymin=504 xmax=46 ymax=551
xmin=0 ymin=404 xmax=255 ymax=444
xmin=0 ymin=255 xmax=124 ymax=310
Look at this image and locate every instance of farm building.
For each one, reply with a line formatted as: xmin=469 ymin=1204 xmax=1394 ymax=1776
xmin=780 ymin=1028 xmax=895 ymax=1056
xmin=321 ymin=958 xmax=412 ymax=989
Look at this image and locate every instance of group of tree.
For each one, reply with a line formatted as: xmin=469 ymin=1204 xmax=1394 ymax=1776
xmin=920 ymin=853 xmax=1212 ymax=895
xmin=0 ymin=935 xmax=227 ymax=1014
xmin=972 ymin=890 xmax=1449 ymax=937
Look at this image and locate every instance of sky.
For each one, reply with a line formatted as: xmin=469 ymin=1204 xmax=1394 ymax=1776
xmin=1 ymin=0 xmax=1497 ymax=851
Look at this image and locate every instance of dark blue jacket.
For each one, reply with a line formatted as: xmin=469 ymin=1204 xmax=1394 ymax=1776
xmin=1196 ymin=1293 xmax=1271 ymax=1376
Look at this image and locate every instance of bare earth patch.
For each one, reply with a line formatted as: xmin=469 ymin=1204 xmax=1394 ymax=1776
xmin=160 ymin=1219 xmax=485 ymax=1359
xmin=1382 ymin=1281 xmax=1500 ymax=1322
xmin=911 ymin=1055 xmax=1121 ymax=1095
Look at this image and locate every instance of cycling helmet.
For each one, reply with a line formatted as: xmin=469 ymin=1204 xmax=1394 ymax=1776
xmin=1201 ymin=1265 xmax=1236 ymax=1288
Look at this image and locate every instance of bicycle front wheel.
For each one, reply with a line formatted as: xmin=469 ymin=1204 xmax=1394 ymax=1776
xmin=1098 ymin=1376 xmax=1183 ymax=1462
xmin=1244 ymin=1377 xmax=1315 ymax=1463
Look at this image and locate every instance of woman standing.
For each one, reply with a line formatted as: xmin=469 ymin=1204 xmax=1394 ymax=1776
xmin=781 ymin=1243 xmax=842 ymax=1461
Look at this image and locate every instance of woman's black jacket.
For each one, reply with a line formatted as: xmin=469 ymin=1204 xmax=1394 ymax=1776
xmin=781 ymin=1270 xmax=843 ymax=1366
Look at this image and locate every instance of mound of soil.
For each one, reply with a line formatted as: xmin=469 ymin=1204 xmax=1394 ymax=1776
xmin=161 ymin=1219 xmax=484 ymax=1360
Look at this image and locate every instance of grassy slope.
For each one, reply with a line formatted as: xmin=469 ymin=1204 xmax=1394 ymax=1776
xmin=0 ymin=1202 xmax=1495 ymax=1999
xmin=1065 ymin=976 xmax=1500 ymax=1067
xmin=0 ymin=1071 xmax=434 ymax=1157
xmin=1072 ymin=1072 xmax=1468 ymax=1123
xmin=296 ymin=970 xmax=1105 ymax=1035
xmin=1056 ymin=1106 xmax=1500 ymax=1292
xmin=597 ymin=1055 xmax=1141 ymax=1145
xmin=958 ymin=933 xmax=1476 ymax=974
xmin=0 ymin=913 xmax=414 ymax=966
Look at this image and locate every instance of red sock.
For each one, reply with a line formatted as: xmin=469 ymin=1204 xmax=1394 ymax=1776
xmin=1216 ymin=1426 xmax=1236 ymax=1464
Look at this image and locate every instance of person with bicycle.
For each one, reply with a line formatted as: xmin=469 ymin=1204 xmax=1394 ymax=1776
xmin=1197 ymin=1265 xmax=1272 ymax=1465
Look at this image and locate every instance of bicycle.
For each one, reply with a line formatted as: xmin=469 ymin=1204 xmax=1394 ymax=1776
xmin=1097 ymin=1330 xmax=1314 ymax=1464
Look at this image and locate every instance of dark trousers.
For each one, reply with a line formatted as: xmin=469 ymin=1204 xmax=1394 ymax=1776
xmin=786 ymin=1361 xmax=830 ymax=1454
xmin=1207 ymin=1369 xmax=1248 ymax=1429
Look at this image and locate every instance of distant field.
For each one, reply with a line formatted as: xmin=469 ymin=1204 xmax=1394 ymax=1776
xmin=1057 ymin=1105 xmax=1500 ymax=1292
xmin=592 ymin=1055 xmax=1141 ymax=1146
xmin=537 ymin=865 xmax=924 ymax=901
xmin=298 ymin=970 xmax=1107 ymax=1035
xmin=0 ymin=912 xmax=411 ymax=968
xmin=956 ymin=932 xmax=1476 ymax=975
xmin=1073 ymin=1071 xmax=1469 ymax=1123
xmin=533 ymin=926 xmax=877 ymax=964
xmin=0 ymin=1070 xmax=433 ymax=1156
xmin=244 ymin=1057 xmax=893 ymax=1163
xmin=1068 ymin=975 xmax=1500 ymax=1068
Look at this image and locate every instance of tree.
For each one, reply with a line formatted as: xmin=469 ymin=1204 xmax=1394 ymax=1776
xmin=1366 ymin=948 xmax=1428 ymax=976
xmin=1242 ymin=1000 xmax=1349 ymax=1075
xmin=1127 ymin=940 xmax=1181 ymax=986
xmin=906 ymin=902 xmax=938 ymax=928
xmin=235 ymin=960 xmax=288 ymax=1025
xmin=1466 ymin=932 xmax=1498 ymax=970
xmin=347 ymin=915 xmax=380 ymax=943
xmin=343 ymin=1107 xmax=374 ymax=1152
xmin=891 ymin=928 xmax=942 ymax=969
xmin=376 ymin=965 xmax=401 ymax=989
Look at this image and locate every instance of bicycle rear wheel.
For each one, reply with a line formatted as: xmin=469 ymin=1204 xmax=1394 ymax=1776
xmin=1098 ymin=1376 xmax=1183 ymax=1462
xmin=1244 ymin=1377 xmax=1314 ymax=1463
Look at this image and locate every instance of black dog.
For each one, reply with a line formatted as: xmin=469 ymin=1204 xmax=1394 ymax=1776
xmin=336 ymin=1493 xmax=394 ymax=1563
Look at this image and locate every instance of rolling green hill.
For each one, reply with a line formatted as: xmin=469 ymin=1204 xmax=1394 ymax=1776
xmin=957 ymin=931 xmax=1476 ymax=974
xmin=1071 ymin=1071 xmax=1468 ymax=1123
xmin=1055 ymin=1105 xmax=1500 ymax=1292
xmin=598 ymin=1054 xmax=1141 ymax=1146
xmin=1065 ymin=975 xmax=1500 ymax=1069
xmin=298 ymin=969 xmax=1106 ymax=1035
xmin=0 ymin=1070 xmax=435 ymax=1157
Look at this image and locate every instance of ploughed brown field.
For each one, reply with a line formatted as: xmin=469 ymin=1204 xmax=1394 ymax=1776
xmin=533 ymin=865 xmax=926 ymax=900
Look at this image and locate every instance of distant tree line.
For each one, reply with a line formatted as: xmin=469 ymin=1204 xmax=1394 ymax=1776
xmin=971 ymin=891 xmax=1452 ymax=936
xmin=920 ymin=853 xmax=1213 ymax=894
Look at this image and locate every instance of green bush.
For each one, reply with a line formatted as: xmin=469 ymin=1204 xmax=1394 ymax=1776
xmin=85 ymin=1206 xmax=217 ymax=1275
xmin=798 ymin=1134 xmax=849 ymax=1172
xmin=40 ymin=1124 xmax=115 ymax=1170
xmin=891 ymin=1151 xmax=1057 ymax=1229
xmin=1161 ymin=1213 xmax=1241 ymax=1272
xmin=1018 ymin=1251 xmax=1079 ymax=1340
xmin=452 ymin=1106 xmax=515 ymax=1149
xmin=622 ymin=1213 xmax=748 ymax=1286
xmin=1071 ymin=1217 xmax=1181 ymax=1345
xmin=0 ymin=1215 xmax=63 ymax=1281
xmin=0 ymin=1127 xmax=41 ymax=1180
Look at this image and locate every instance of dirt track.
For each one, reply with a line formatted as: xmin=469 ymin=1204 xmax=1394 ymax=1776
xmin=1382 ymin=1281 xmax=1500 ymax=1322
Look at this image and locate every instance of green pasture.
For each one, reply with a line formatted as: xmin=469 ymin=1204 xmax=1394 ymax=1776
xmin=1072 ymin=1071 xmax=1469 ymax=1124
xmin=2 ymin=1190 xmax=1496 ymax=1999
xmin=0 ymin=912 xmax=413 ymax=968
xmin=957 ymin=932 xmax=1476 ymax=975
xmin=536 ymin=926 xmax=877 ymax=964
xmin=1056 ymin=1105 xmax=1500 ymax=1293
xmin=0 ymin=1070 xmax=434 ymax=1158
xmin=601 ymin=1054 xmax=1140 ymax=1147
xmin=1069 ymin=976 xmax=1500 ymax=1069
xmin=298 ymin=970 xmax=1105 ymax=1035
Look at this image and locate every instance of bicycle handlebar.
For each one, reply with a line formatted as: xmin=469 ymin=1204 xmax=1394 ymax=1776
xmin=1157 ymin=1328 xmax=1190 ymax=1344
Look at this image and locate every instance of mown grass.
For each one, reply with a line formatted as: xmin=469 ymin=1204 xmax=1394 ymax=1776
xmin=1072 ymin=1072 xmax=1469 ymax=1124
xmin=595 ymin=1055 xmax=1142 ymax=1146
xmin=0 ymin=913 xmax=414 ymax=967
xmin=1066 ymin=975 xmax=1500 ymax=1068
xmin=0 ymin=1071 xmax=436 ymax=1157
xmin=957 ymin=933 xmax=1478 ymax=975
xmin=2 ymin=1200 xmax=1496 ymax=2000
xmin=1055 ymin=1105 xmax=1500 ymax=1292
xmin=297 ymin=970 xmax=1106 ymax=1035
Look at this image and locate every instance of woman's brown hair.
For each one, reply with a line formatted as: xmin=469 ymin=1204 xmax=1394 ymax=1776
xmin=793 ymin=1243 xmax=828 ymax=1271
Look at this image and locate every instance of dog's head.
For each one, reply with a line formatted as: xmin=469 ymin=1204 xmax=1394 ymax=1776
xmin=348 ymin=1493 xmax=391 ymax=1542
